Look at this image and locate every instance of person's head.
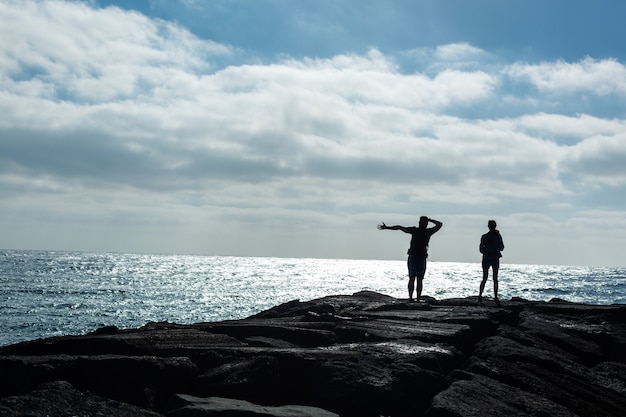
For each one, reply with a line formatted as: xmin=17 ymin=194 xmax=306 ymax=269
xmin=488 ymin=220 xmax=497 ymax=231
xmin=419 ymin=216 xmax=429 ymax=228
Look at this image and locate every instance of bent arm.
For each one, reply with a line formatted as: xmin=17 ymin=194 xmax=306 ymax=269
xmin=479 ymin=236 xmax=485 ymax=254
xmin=429 ymin=218 xmax=443 ymax=233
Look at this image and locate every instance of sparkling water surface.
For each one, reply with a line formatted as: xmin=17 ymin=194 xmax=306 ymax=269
xmin=1 ymin=250 xmax=625 ymax=346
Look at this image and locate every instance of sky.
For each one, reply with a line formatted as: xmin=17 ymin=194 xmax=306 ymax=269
xmin=1 ymin=0 xmax=626 ymax=267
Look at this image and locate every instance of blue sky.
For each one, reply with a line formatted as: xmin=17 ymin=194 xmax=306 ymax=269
xmin=1 ymin=0 xmax=625 ymax=266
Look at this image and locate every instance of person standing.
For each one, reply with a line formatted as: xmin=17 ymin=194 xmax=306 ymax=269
xmin=378 ymin=216 xmax=443 ymax=301
xmin=479 ymin=219 xmax=505 ymax=305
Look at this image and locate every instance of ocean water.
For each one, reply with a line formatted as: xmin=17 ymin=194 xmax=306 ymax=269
xmin=1 ymin=249 xmax=625 ymax=347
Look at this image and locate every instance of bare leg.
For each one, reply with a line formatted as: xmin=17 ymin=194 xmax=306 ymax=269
xmin=416 ymin=258 xmax=427 ymax=300
xmin=416 ymin=277 xmax=423 ymax=299
xmin=479 ymin=267 xmax=488 ymax=303
xmin=493 ymin=267 xmax=500 ymax=305
xmin=408 ymin=276 xmax=416 ymax=300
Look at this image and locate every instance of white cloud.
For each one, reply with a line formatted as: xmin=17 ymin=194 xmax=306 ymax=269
xmin=515 ymin=113 xmax=626 ymax=142
xmin=434 ymin=42 xmax=487 ymax=61
xmin=562 ymin=132 xmax=626 ymax=186
xmin=0 ymin=0 xmax=231 ymax=102
xmin=507 ymin=57 xmax=626 ymax=95
xmin=1 ymin=0 xmax=626 ymax=266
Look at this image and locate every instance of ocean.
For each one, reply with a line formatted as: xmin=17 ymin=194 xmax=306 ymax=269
xmin=1 ymin=249 xmax=625 ymax=347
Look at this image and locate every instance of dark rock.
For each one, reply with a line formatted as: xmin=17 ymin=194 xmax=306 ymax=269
xmin=306 ymin=353 xmax=448 ymax=416
xmin=0 ymin=380 xmax=162 ymax=417
xmin=166 ymin=394 xmax=339 ymax=417
xmin=1 ymin=291 xmax=625 ymax=417
xmin=591 ymin=361 xmax=626 ymax=395
xmin=0 ymin=354 xmax=199 ymax=410
xmin=192 ymin=356 xmax=281 ymax=403
xmin=202 ymin=319 xmax=338 ymax=348
xmin=89 ymin=325 xmax=120 ymax=335
xmin=425 ymin=372 xmax=578 ymax=417
xmin=0 ymin=327 xmax=246 ymax=357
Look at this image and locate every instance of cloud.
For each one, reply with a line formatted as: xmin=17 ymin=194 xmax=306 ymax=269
xmin=0 ymin=0 xmax=231 ymax=102
xmin=507 ymin=57 xmax=626 ymax=96
xmin=562 ymin=132 xmax=626 ymax=186
xmin=515 ymin=113 xmax=625 ymax=143
xmin=434 ymin=42 xmax=487 ymax=62
xmin=1 ymin=0 xmax=626 ymax=265
xmin=401 ymin=43 xmax=496 ymax=74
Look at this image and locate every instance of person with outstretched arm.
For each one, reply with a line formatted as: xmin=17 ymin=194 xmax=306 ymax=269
xmin=378 ymin=216 xmax=443 ymax=301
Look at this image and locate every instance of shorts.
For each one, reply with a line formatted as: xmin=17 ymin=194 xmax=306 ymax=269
xmin=407 ymin=254 xmax=427 ymax=278
xmin=482 ymin=257 xmax=500 ymax=270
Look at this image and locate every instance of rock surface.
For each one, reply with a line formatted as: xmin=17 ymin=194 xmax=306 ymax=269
xmin=1 ymin=291 xmax=625 ymax=416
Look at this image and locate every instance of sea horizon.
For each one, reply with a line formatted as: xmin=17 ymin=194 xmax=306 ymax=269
xmin=2 ymin=249 xmax=625 ymax=346
xmin=3 ymin=247 xmax=624 ymax=269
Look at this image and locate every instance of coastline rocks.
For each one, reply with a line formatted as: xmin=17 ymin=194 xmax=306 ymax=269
xmin=167 ymin=395 xmax=340 ymax=417
xmin=1 ymin=291 xmax=625 ymax=416
xmin=0 ymin=380 xmax=162 ymax=417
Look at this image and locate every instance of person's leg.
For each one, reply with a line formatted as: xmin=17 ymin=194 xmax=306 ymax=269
xmin=493 ymin=265 xmax=500 ymax=305
xmin=479 ymin=260 xmax=489 ymax=303
xmin=415 ymin=277 xmax=423 ymax=299
xmin=479 ymin=269 xmax=488 ymax=295
xmin=408 ymin=276 xmax=416 ymax=300
xmin=407 ymin=255 xmax=418 ymax=300
xmin=415 ymin=258 xmax=427 ymax=300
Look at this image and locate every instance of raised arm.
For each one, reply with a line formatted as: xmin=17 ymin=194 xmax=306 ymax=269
xmin=428 ymin=218 xmax=443 ymax=233
xmin=377 ymin=222 xmax=412 ymax=233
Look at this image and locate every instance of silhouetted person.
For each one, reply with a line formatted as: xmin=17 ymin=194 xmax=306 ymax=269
xmin=479 ymin=219 xmax=504 ymax=305
xmin=378 ymin=216 xmax=443 ymax=301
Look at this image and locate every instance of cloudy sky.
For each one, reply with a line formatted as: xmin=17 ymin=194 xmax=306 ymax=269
xmin=1 ymin=0 xmax=625 ymax=266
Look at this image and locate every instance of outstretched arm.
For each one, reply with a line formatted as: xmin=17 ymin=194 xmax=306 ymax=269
xmin=378 ymin=222 xmax=411 ymax=233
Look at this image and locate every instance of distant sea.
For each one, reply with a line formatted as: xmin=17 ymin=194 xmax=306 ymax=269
xmin=1 ymin=249 xmax=625 ymax=347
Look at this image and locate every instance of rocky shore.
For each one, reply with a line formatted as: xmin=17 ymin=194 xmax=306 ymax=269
xmin=1 ymin=291 xmax=625 ymax=416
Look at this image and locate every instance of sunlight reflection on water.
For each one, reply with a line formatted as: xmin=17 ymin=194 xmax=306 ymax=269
xmin=1 ymin=250 xmax=625 ymax=346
